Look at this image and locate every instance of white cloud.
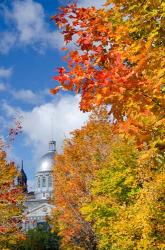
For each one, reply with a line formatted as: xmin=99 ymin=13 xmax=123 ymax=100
xmin=3 ymin=94 xmax=89 ymax=162
xmin=0 ymin=32 xmax=16 ymax=54
xmin=0 ymin=0 xmax=108 ymax=54
xmin=8 ymin=0 xmax=63 ymax=49
xmin=21 ymin=95 xmax=89 ymax=157
xmin=58 ymin=0 xmax=105 ymax=8
xmin=0 ymin=116 xmax=5 ymax=132
xmin=0 ymin=68 xmax=12 ymax=93
xmin=6 ymin=147 xmax=22 ymax=166
xmin=11 ymin=89 xmax=43 ymax=104
xmin=10 ymin=88 xmax=53 ymax=105
xmin=78 ymin=0 xmax=105 ymax=8
xmin=0 ymin=67 xmax=12 ymax=78
xmin=58 ymin=0 xmax=106 ymax=8
xmin=10 ymin=0 xmax=46 ymax=44
xmin=0 ymin=83 xmax=6 ymax=91
xmin=1 ymin=0 xmax=64 ymax=54
xmin=2 ymin=101 xmax=20 ymax=117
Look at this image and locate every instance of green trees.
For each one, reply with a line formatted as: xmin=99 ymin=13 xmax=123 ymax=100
xmin=15 ymin=226 xmax=60 ymax=250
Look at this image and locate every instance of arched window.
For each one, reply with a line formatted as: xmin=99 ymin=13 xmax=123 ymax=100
xmin=42 ymin=176 xmax=46 ymax=187
xmin=48 ymin=176 xmax=52 ymax=187
xmin=38 ymin=177 xmax=40 ymax=188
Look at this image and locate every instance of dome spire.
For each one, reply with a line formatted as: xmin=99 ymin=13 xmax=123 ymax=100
xmin=21 ymin=159 xmax=24 ymax=170
xmin=49 ymin=140 xmax=56 ymax=152
xmin=49 ymin=117 xmax=56 ymax=152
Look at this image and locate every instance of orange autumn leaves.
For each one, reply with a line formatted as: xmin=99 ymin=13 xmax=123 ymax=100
xmin=52 ymin=110 xmax=112 ymax=249
xmin=0 ymin=146 xmax=24 ymax=249
xmin=50 ymin=1 xmax=164 ymax=249
xmin=51 ymin=1 xmax=164 ymax=120
xmin=52 ymin=108 xmax=165 ymax=249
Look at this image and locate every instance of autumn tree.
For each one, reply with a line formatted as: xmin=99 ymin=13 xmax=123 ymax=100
xmin=51 ymin=1 xmax=164 ymax=119
xmin=51 ymin=0 xmax=164 ymax=169
xmin=52 ymin=109 xmax=164 ymax=249
xmin=51 ymin=1 xmax=165 ymax=249
xmin=81 ymin=135 xmax=165 ymax=250
xmin=52 ymin=109 xmax=113 ymax=250
xmin=51 ymin=1 xmax=164 ymax=149
xmin=0 ymin=140 xmax=24 ymax=250
xmin=105 ymin=0 xmax=164 ymax=92
xmin=51 ymin=1 xmax=164 ymax=152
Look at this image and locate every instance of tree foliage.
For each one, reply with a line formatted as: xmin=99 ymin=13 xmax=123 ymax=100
xmin=0 ymin=141 xmax=24 ymax=250
xmin=81 ymin=136 xmax=165 ymax=250
xmin=51 ymin=0 xmax=164 ymax=119
xmin=15 ymin=226 xmax=60 ymax=250
xmin=51 ymin=0 xmax=165 ymax=158
xmin=105 ymin=0 xmax=164 ymax=89
xmin=51 ymin=1 xmax=165 ymax=249
xmin=52 ymin=110 xmax=164 ymax=249
xmin=52 ymin=109 xmax=112 ymax=250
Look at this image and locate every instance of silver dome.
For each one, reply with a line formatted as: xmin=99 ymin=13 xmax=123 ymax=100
xmin=37 ymin=151 xmax=55 ymax=173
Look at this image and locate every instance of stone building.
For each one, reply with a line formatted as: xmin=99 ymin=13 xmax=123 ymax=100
xmin=20 ymin=140 xmax=56 ymax=231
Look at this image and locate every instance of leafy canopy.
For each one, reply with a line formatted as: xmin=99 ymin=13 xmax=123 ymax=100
xmin=51 ymin=1 xmax=164 ymax=120
xmin=0 ymin=142 xmax=24 ymax=250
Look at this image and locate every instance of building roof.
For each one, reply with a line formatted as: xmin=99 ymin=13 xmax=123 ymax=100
xmin=37 ymin=151 xmax=55 ymax=173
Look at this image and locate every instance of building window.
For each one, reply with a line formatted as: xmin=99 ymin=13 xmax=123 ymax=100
xmin=42 ymin=176 xmax=46 ymax=187
xmin=38 ymin=177 xmax=40 ymax=188
xmin=48 ymin=176 xmax=52 ymax=187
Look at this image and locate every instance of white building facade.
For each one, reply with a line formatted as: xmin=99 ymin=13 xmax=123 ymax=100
xmin=22 ymin=141 xmax=56 ymax=231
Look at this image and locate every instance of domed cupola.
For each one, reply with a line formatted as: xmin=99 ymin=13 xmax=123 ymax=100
xmin=35 ymin=141 xmax=56 ymax=200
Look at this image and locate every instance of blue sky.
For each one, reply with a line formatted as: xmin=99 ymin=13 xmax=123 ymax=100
xmin=0 ymin=0 xmax=104 ymax=190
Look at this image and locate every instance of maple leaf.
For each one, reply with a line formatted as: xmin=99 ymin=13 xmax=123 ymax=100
xmin=50 ymin=86 xmax=62 ymax=95
xmin=58 ymin=67 xmax=65 ymax=75
xmin=51 ymin=1 xmax=164 ymax=121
